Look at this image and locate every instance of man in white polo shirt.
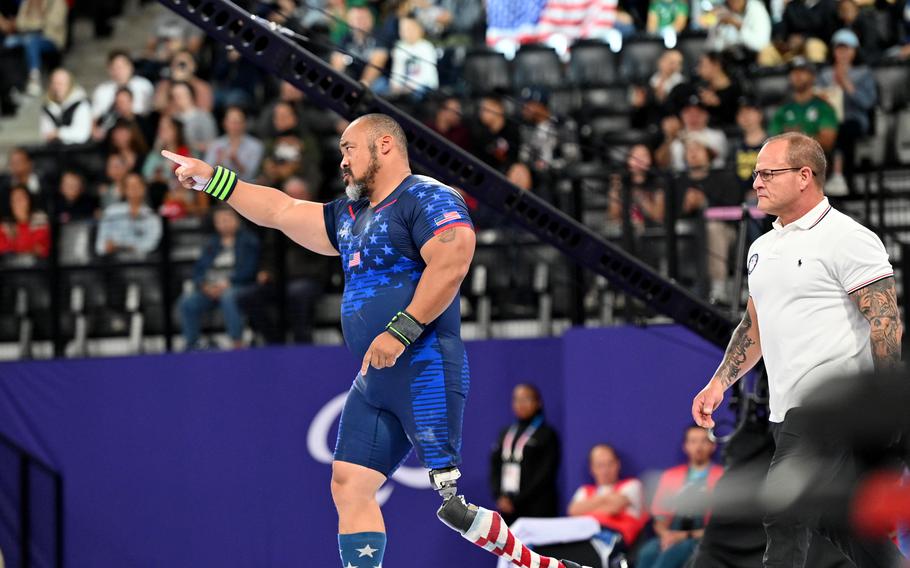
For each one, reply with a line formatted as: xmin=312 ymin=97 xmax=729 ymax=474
xmin=690 ymin=132 xmax=903 ymax=567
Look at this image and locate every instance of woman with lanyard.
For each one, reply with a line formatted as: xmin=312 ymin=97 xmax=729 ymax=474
xmin=489 ymin=383 xmax=561 ymax=525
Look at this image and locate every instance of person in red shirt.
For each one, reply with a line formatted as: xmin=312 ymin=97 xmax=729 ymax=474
xmin=568 ymin=444 xmax=648 ymax=547
xmin=0 ymin=185 xmax=50 ymax=259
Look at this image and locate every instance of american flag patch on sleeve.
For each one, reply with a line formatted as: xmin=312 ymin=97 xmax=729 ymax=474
xmin=434 ymin=211 xmax=462 ymax=226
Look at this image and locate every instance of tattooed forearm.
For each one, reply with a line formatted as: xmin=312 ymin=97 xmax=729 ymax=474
xmin=438 ymin=228 xmax=457 ymax=243
xmin=716 ymin=309 xmax=757 ymax=388
xmin=850 ymin=277 xmax=903 ymax=370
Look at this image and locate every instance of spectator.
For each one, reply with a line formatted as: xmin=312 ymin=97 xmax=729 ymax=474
xmin=427 ymin=95 xmax=472 ymax=152
xmin=890 ymin=0 xmax=910 ymax=59
xmin=490 ymin=384 xmax=561 ymax=525
xmin=204 ymin=106 xmax=265 ymax=182
xmin=631 ymin=50 xmax=685 ymax=129
xmin=260 ymin=101 xmax=322 ymax=189
xmin=209 ymin=41 xmax=264 ymax=112
xmin=707 ymin=0 xmax=772 ymax=58
xmin=608 ymin=144 xmax=666 ymax=230
xmin=152 ymin=49 xmax=214 ymax=113
xmin=143 ymin=115 xmax=191 ymax=190
xmin=730 ymin=96 xmax=767 ymax=194
xmin=389 ymin=15 xmax=438 ymax=97
xmin=817 ymin=28 xmax=877 ymax=191
xmin=97 ymin=153 xmax=131 ymax=208
xmin=635 ymin=426 xmax=724 ymax=568
xmin=178 ymin=206 xmax=259 ymax=350
xmin=472 ymin=96 xmax=521 ymax=175
xmin=656 ymin=97 xmax=728 ymax=171
xmin=0 ymin=185 xmax=49 ymax=260
xmin=93 ymin=87 xmax=153 ymax=144
xmin=54 ymin=170 xmax=98 ymax=223
xmin=519 ymin=88 xmax=580 ymax=185
xmin=237 ymin=177 xmax=329 ymax=344
xmin=2 ymin=0 xmax=68 ymax=96
xmin=647 ymin=0 xmax=689 ymax=34
xmin=759 ymin=0 xmax=839 ymax=64
xmin=40 ymin=68 xmax=92 ymax=145
xmin=680 ymin=137 xmax=745 ymax=303
xmin=768 ymin=58 xmax=838 ymax=153
xmin=169 ymin=80 xmax=218 ymax=155
xmin=330 ymin=6 xmax=389 ymax=94
xmin=670 ymin=52 xmax=742 ymax=126
xmin=434 ymin=0 xmax=485 ymax=44
xmin=2 ymin=147 xmax=42 ymax=198
xmin=95 ymin=173 xmax=162 ymax=258
xmin=92 ymin=50 xmax=155 ymax=120
xmin=567 ymin=444 xmax=648 ymax=548
xmin=107 ymin=118 xmax=149 ymax=173
xmin=836 ymin=0 xmax=882 ymax=63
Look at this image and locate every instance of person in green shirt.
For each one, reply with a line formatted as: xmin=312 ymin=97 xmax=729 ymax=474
xmin=768 ymin=57 xmax=838 ymax=153
xmin=647 ymin=0 xmax=690 ymax=34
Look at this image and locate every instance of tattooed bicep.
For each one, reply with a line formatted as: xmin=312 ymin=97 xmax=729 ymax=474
xmin=849 ymin=277 xmax=899 ymax=320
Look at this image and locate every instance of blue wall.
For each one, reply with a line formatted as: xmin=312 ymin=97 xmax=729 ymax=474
xmin=0 ymin=325 xmax=723 ymax=568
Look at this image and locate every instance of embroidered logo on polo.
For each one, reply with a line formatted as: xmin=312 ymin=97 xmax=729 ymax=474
xmin=748 ymin=253 xmax=759 ymax=274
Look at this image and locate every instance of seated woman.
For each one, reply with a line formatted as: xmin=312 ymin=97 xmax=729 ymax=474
xmin=0 ymin=185 xmax=50 ymax=262
xmin=568 ymin=444 xmax=648 ymax=549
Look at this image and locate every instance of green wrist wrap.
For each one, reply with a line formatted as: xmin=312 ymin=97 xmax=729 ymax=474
xmin=202 ymin=166 xmax=238 ymax=201
xmin=386 ymin=311 xmax=425 ymax=347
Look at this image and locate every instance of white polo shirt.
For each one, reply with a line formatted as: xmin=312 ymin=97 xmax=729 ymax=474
xmin=746 ymin=197 xmax=893 ymax=422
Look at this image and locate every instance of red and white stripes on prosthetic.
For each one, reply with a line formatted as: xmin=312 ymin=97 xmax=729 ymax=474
xmin=462 ymin=507 xmax=567 ymax=568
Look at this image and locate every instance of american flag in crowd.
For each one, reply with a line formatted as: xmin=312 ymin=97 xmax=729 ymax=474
xmin=434 ymin=211 xmax=462 ymax=226
xmin=486 ymin=0 xmax=619 ymax=45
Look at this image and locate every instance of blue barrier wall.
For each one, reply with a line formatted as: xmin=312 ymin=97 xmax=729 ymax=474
xmin=0 ymin=325 xmax=722 ymax=567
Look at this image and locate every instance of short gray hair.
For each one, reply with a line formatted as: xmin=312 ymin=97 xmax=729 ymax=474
xmin=354 ymin=113 xmax=408 ymax=157
xmin=764 ymin=132 xmax=827 ymax=189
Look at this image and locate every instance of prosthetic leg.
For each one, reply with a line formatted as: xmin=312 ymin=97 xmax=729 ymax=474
xmin=431 ymin=468 xmax=589 ymax=568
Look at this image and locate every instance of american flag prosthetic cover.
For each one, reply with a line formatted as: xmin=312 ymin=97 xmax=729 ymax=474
xmin=461 ymin=507 xmax=569 ymax=568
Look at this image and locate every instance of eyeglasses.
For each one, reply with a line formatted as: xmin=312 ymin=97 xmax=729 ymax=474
xmin=752 ymin=167 xmax=809 ymax=182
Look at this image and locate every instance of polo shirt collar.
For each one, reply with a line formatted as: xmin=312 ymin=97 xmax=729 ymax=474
xmin=772 ymin=197 xmax=831 ymax=232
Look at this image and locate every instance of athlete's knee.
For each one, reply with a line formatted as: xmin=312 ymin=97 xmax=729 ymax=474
xmin=430 ymin=467 xmax=479 ymax=534
xmin=331 ymin=462 xmax=381 ymax=509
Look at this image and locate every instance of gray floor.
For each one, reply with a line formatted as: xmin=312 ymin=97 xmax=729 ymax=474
xmin=0 ymin=0 xmax=160 ymax=169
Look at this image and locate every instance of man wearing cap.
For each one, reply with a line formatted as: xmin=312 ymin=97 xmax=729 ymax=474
xmin=656 ymin=95 xmax=728 ymax=172
xmin=768 ymin=58 xmax=838 ymax=154
xmin=817 ymin=28 xmax=877 ymax=192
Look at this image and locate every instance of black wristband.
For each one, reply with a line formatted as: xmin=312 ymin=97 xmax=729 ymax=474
xmin=385 ymin=310 xmax=425 ymax=347
xmin=202 ymin=166 xmax=238 ymax=201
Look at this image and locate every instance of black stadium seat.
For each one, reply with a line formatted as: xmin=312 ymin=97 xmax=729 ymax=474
xmin=568 ymin=39 xmax=619 ymax=86
xmin=752 ymin=68 xmax=790 ymax=105
xmin=620 ymin=36 xmax=665 ymax=83
xmin=462 ymin=47 xmax=511 ymax=96
xmin=512 ymin=44 xmax=564 ymax=91
xmin=872 ymin=62 xmax=910 ymax=112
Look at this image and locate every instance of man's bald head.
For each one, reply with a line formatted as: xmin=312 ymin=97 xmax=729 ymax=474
xmin=350 ymin=113 xmax=409 ymax=157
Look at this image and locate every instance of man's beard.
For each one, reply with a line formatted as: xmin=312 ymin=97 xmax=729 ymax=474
xmin=344 ymin=148 xmax=380 ymax=201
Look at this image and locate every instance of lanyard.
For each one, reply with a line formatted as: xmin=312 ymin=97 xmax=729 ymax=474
xmin=501 ymin=415 xmax=543 ymax=463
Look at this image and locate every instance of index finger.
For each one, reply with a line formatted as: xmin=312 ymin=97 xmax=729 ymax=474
xmin=360 ymin=349 xmax=370 ymax=378
xmin=161 ymin=150 xmax=192 ymax=167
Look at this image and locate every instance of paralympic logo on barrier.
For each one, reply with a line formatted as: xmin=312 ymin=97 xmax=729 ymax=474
xmin=306 ymin=392 xmax=431 ymax=505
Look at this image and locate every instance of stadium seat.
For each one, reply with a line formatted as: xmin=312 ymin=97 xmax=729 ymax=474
xmin=512 ymin=44 xmax=564 ymax=92
xmin=578 ymin=85 xmax=632 ymax=114
xmin=677 ymin=31 xmax=708 ymax=77
xmin=872 ymin=62 xmax=910 ymax=112
xmin=752 ymin=68 xmax=790 ymax=105
xmin=620 ymin=37 xmax=665 ymax=83
xmin=59 ymin=221 xmax=95 ymax=266
xmin=462 ymin=47 xmax=511 ymax=96
xmin=568 ymin=39 xmax=619 ymax=86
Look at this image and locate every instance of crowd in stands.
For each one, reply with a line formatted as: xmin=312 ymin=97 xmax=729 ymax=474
xmin=489 ymin=384 xmax=724 ymax=567
xmin=0 ymin=0 xmax=909 ymax=350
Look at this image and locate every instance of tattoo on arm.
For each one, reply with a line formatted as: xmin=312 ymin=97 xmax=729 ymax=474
xmin=716 ymin=309 xmax=756 ymax=388
xmin=438 ymin=228 xmax=456 ymax=243
xmin=850 ymin=277 xmax=903 ymax=370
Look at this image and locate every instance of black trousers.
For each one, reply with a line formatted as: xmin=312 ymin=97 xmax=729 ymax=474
xmin=762 ymin=409 xmax=901 ymax=568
